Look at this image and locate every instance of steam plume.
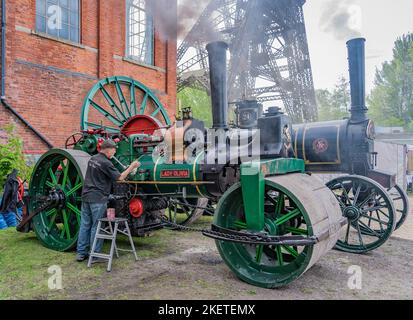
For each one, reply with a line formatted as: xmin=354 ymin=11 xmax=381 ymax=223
xmin=319 ymin=0 xmax=363 ymax=40
xmin=146 ymin=0 xmax=211 ymax=41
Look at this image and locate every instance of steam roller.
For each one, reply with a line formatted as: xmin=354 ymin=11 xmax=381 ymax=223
xmin=18 ymin=38 xmax=402 ymax=289
xmin=214 ymin=173 xmax=344 ymax=288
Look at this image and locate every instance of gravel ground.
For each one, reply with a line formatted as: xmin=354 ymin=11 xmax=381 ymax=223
xmin=2 ymin=198 xmax=412 ymax=300
xmin=65 ymin=203 xmax=413 ymax=300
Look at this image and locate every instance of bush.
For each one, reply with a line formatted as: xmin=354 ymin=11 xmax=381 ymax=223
xmin=0 ymin=124 xmax=33 ymax=192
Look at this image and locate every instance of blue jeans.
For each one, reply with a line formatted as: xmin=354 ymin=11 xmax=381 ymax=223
xmin=0 ymin=212 xmax=17 ymax=229
xmin=77 ymin=202 xmax=107 ymax=256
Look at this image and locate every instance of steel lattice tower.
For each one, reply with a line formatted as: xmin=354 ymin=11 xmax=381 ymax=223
xmin=177 ymin=0 xmax=317 ymax=123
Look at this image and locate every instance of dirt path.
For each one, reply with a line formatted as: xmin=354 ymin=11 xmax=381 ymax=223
xmin=58 ymin=214 xmax=413 ymax=300
xmin=3 ymin=201 xmax=413 ymax=300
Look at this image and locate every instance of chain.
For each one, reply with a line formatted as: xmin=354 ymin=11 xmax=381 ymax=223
xmin=161 ymin=216 xmax=254 ymax=241
xmin=160 ymin=217 xmax=317 ymax=246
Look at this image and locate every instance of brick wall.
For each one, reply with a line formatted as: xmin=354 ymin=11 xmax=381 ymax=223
xmin=0 ymin=0 xmax=177 ymax=155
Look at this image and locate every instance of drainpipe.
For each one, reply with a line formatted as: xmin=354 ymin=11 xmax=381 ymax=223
xmin=1 ymin=0 xmax=53 ymax=149
xmin=1 ymin=0 xmax=6 ymax=97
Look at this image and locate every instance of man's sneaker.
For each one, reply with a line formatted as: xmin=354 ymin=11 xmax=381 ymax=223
xmin=91 ymin=257 xmax=107 ymax=264
xmin=76 ymin=254 xmax=88 ymax=262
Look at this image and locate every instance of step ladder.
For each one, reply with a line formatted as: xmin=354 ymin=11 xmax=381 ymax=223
xmin=87 ymin=218 xmax=138 ymax=272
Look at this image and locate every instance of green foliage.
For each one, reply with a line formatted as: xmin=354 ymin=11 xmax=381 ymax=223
xmin=177 ymin=87 xmax=213 ymax=127
xmin=368 ymin=33 xmax=413 ymax=128
xmin=317 ymin=76 xmax=350 ymax=121
xmin=0 ymin=124 xmax=33 ymax=191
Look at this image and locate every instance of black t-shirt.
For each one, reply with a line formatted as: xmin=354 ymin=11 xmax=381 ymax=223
xmin=81 ymin=153 xmax=121 ymax=203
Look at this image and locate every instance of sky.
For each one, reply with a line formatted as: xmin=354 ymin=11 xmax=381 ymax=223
xmin=178 ymin=0 xmax=413 ymax=94
xmin=303 ymin=0 xmax=413 ymax=93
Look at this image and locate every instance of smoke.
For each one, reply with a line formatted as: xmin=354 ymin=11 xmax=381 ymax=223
xmin=319 ymin=0 xmax=363 ymax=40
xmin=146 ymin=0 xmax=211 ymax=41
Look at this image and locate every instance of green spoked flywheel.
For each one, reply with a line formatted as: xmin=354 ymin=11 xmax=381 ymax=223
xmin=326 ymin=175 xmax=396 ymax=254
xmin=81 ymin=76 xmax=171 ymax=133
xmin=29 ymin=149 xmax=91 ymax=251
xmin=214 ymin=174 xmax=343 ymax=288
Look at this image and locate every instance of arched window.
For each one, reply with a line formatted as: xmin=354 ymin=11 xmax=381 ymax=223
xmin=126 ymin=0 xmax=154 ymax=65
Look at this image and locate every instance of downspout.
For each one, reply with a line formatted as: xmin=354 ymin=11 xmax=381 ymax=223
xmin=1 ymin=0 xmax=53 ymax=149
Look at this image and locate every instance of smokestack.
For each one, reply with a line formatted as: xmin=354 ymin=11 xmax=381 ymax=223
xmin=206 ymin=41 xmax=229 ymax=129
xmin=347 ymin=38 xmax=368 ymax=122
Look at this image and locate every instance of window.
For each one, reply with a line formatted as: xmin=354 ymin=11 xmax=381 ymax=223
xmin=36 ymin=0 xmax=80 ymax=43
xmin=126 ymin=0 xmax=154 ymax=65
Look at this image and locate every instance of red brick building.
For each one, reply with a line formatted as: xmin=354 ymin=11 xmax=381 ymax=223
xmin=0 ymin=0 xmax=177 ymax=158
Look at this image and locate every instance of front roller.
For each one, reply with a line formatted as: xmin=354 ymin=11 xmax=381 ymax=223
xmin=29 ymin=149 xmax=90 ymax=251
xmin=214 ymin=173 xmax=344 ymax=288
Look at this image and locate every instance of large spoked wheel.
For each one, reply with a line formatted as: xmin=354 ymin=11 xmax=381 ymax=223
xmin=81 ymin=76 xmax=171 ymax=134
xmin=168 ymin=198 xmax=209 ymax=226
xmin=388 ymin=185 xmax=409 ymax=230
xmin=326 ymin=175 xmax=396 ymax=254
xmin=214 ymin=174 xmax=342 ymax=288
xmin=29 ymin=149 xmax=90 ymax=251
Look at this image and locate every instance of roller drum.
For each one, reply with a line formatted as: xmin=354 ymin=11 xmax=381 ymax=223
xmin=214 ymin=173 xmax=343 ymax=288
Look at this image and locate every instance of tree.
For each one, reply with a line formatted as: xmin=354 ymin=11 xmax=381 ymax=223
xmin=0 ymin=124 xmax=33 ymax=192
xmin=317 ymin=76 xmax=350 ymax=121
xmin=368 ymin=33 xmax=413 ymax=128
xmin=177 ymin=87 xmax=213 ymax=127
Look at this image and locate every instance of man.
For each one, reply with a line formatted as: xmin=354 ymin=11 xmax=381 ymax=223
xmin=76 ymin=139 xmax=140 ymax=261
xmin=0 ymin=169 xmax=23 ymax=230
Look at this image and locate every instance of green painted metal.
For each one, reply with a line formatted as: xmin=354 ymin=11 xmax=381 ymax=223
xmin=240 ymin=162 xmax=265 ymax=231
xmin=80 ymin=76 xmax=171 ymax=133
xmin=133 ymin=153 xmax=210 ymax=198
xmin=240 ymin=158 xmax=305 ymax=231
xmin=29 ymin=149 xmax=90 ymax=252
xmin=259 ymin=158 xmax=305 ymax=176
xmin=326 ymin=175 xmax=396 ymax=254
xmin=74 ymin=135 xmax=98 ymax=154
xmin=214 ymin=178 xmax=314 ymax=288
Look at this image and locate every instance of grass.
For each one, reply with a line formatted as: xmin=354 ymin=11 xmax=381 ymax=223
xmin=0 ymin=224 xmax=194 ymax=300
